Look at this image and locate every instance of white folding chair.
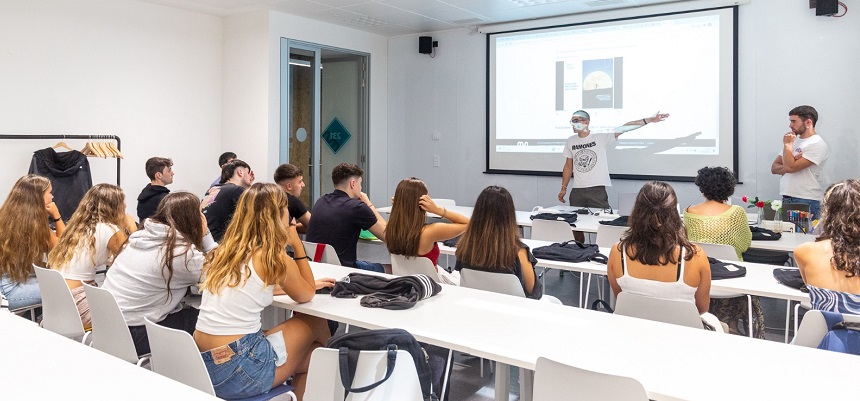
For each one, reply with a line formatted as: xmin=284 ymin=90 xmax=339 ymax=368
xmin=595 ymin=224 xmax=627 ymax=248
xmin=693 ymin=242 xmax=755 ymax=337
xmin=459 ymin=268 xmax=558 ymax=393
xmin=793 ymin=309 xmax=860 ymax=347
xmin=304 ymin=348 xmax=424 ymax=401
xmin=533 ymin=357 xmax=648 ymax=401
xmin=144 ymin=317 xmax=296 ymax=401
xmin=530 ymin=219 xmax=575 ymax=242
xmin=460 ymin=269 xmax=526 ymax=297
xmin=33 ymin=265 xmax=90 ymax=343
xmin=390 ymin=254 xmax=439 ymax=280
xmin=614 ymin=292 xmax=713 ymax=331
xmin=530 ymin=218 xmax=582 ymax=296
xmin=83 ymin=284 xmax=149 ymax=366
xmin=303 ymin=241 xmax=342 ymax=265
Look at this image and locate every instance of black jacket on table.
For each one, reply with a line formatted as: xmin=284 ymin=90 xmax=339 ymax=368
xmin=28 ymin=147 xmax=92 ymax=221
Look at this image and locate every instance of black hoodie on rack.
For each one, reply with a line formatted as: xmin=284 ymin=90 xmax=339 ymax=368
xmin=136 ymin=183 xmax=170 ymax=222
xmin=28 ymin=147 xmax=92 ymax=221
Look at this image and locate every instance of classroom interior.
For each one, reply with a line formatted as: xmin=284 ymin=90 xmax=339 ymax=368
xmin=1 ymin=0 xmax=858 ymax=400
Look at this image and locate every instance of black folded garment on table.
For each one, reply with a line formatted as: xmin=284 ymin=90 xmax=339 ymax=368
xmin=331 ymin=273 xmax=441 ymax=310
xmin=532 ymin=240 xmax=607 ymax=264
xmin=773 ymin=268 xmax=809 ymax=293
xmin=530 ymin=212 xmax=578 ymax=226
xmin=750 ymin=226 xmax=782 ymax=240
xmin=708 ymin=257 xmax=747 ymax=280
xmin=598 ymin=216 xmax=629 ymax=227
xmin=442 ymin=235 xmax=460 ymax=247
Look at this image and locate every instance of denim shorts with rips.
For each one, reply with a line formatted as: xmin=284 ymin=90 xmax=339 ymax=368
xmin=201 ymin=330 xmax=278 ymax=399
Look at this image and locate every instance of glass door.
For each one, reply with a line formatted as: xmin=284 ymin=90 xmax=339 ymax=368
xmin=280 ymin=42 xmax=319 ymax=207
xmin=281 ymin=39 xmax=369 ymax=207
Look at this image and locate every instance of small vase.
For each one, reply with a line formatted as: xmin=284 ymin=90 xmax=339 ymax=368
xmin=756 ymin=207 xmax=764 ymax=226
xmin=773 ymin=208 xmax=782 ymax=230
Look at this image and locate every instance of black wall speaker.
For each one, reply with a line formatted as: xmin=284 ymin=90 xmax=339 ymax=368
xmin=419 ymin=36 xmax=433 ymax=54
xmin=816 ymin=0 xmax=838 ymax=15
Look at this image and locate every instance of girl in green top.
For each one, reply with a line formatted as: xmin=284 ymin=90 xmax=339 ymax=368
xmin=684 ymin=166 xmax=762 ymax=338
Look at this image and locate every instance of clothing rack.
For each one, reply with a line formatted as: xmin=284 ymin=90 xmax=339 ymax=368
xmin=0 ymin=134 xmax=122 ymax=186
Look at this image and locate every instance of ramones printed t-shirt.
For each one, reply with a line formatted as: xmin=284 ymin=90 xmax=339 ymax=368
xmin=562 ymin=132 xmax=617 ymax=188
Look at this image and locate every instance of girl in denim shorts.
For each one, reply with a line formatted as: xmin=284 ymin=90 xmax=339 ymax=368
xmin=194 ymin=183 xmax=335 ymax=399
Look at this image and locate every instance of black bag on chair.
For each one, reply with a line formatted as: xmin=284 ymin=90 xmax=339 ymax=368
xmin=327 ymin=328 xmax=441 ymax=401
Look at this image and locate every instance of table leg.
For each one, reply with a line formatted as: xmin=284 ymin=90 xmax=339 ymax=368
xmin=784 ymin=300 xmax=791 ymax=343
xmin=495 ymin=362 xmax=509 ymax=401
xmin=519 ymin=368 xmax=533 ymax=401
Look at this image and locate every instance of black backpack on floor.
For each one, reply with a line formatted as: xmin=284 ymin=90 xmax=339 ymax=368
xmin=326 ymin=328 xmax=441 ymax=401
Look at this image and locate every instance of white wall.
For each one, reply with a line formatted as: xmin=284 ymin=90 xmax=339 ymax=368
xmin=221 ymin=11 xmax=270 ymax=179
xmin=266 ymin=11 xmax=389 ymax=205
xmin=387 ymin=0 xmax=860 ymax=210
xmin=0 ymin=0 xmax=223 ymax=211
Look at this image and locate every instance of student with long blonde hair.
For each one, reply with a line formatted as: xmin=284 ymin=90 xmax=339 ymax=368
xmin=48 ymin=184 xmax=138 ymax=327
xmin=194 ymin=183 xmax=334 ymax=400
xmin=386 ymin=177 xmax=468 ymax=285
xmin=0 ymin=175 xmax=65 ymax=310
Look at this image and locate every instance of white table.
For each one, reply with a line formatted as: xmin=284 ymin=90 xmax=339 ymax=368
xmin=274 ymin=263 xmax=857 ymax=401
xmin=377 ymin=204 xmax=568 ymax=229
xmin=751 ymin=231 xmax=817 ymax=252
xmin=0 ymin=313 xmax=218 ymax=401
xmin=440 ymin=238 xmax=810 ymax=339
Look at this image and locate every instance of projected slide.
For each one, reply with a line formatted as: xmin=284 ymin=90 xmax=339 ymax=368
xmin=487 ymin=7 xmax=737 ymax=179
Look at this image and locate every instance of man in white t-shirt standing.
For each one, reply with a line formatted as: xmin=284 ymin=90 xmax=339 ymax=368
xmin=771 ymin=105 xmax=829 ymax=220
xmin=558 ymin=109 xmax=670 ymax=209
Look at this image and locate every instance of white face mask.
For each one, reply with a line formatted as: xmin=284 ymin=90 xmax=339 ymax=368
xmin=572 ymin=122 xmax=587 ymax=131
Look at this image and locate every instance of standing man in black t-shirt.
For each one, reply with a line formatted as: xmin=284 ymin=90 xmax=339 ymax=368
xmin=306 ymin=163 xmax=387 ymax=272
xmin=201 ymin=159 xmax=254 ymax=242
xmin=274 ymin=163 xmax=311 ymax=233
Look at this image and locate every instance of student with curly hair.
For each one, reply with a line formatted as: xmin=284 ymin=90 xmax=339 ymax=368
xmin=684 ymin=166 xmax=762 ymax=337
xmin=194 ymin=183 xmax=335 ymax=400
xmin=104 ymin=192 xmax=216 ymax=356
xmin=386 ymin=177 xmax=468 ymax=285
xmin=796 ymin=180 xmax=860 ymax=314
xmin=48 ymin=184 xmax=138 ymax=328
xmin=607 ymin=182 xmax=713 ymax=319
xmin=0 ymin=175 xmax=65 ymax=310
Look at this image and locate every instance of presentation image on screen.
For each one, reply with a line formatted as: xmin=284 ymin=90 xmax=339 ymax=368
xmin=487 ymin=7 xmax=737 ymax=180
xmin=582 ymin=58 xmax=621 ymax=109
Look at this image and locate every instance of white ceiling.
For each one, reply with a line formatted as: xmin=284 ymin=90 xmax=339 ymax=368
xmin=138 ymin=0 xmax=697 ymax=37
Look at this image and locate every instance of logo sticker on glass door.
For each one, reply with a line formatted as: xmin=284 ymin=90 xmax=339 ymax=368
xmin=322 ymin=117 xmax=351 ymax=154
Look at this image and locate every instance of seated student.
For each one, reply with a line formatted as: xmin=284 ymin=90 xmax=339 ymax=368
xmin=47 ymin=184 xmax=138 ymax=328
xmin=274 ymin=163 xmax=311 ymax=233
xmin=306 ymin=163 xmax=387 ymax=272
xmin=201 ymin=159 xmax=254 ymax=242
xmin=210 ymin=151 xmax=236 ymax=188
xmin=194 ymin=183 xmax=334 ymax=400
xmin=136 ymin=157 xmax=174 ymax=222
xmin=796 ymin=180 xmax=860 ymax=314
xmin=0 ymin=175 xmax=65 ymax=310
xmin=455 ymin=186 xmax=543 ymax=299
xmin=386 ymin=178 xmax=468 ymax=285
xmin=607 ymin=182 xmax=714 ymax=320
xmin=684 ymin=166 xmax=762 ymax=337
xmin=103 ymin=192 xmax=216 ymax=356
